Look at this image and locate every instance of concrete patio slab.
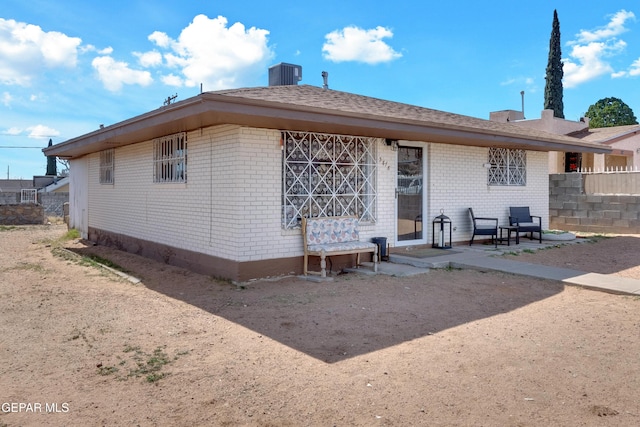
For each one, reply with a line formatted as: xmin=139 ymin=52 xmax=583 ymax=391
xmin=384 ymin=239 xmax=640 ymax=296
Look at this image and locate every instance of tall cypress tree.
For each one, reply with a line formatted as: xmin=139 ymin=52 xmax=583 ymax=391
xmin=46 ymin=139 xmax=57 ymax=176
xmin=544 ymin=9 xmax=564 ymax=119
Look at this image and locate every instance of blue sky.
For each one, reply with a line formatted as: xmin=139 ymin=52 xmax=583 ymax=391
xmin=1 ymin=1 xmax=640 ymax=179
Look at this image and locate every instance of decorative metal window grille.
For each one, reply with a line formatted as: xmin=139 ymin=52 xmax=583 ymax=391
xmin=153 ymin=132 xmax=187 ymax=183
xmin=99 ymin=149 xmax=114 ymax=184
xmin=282 ymin=131 xmax=377 ymax=229
xmin=488 ymin=147 xmax=526 ymax=186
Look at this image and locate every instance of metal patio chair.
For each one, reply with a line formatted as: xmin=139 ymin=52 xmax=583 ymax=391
xmin=469 ymin=208 xmax=498 ymax=247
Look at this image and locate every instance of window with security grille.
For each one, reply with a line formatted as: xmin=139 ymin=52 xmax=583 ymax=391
xmin=282 ymin=131 xmax=377 ymax=229
xmin=99 ymin=149 xmax=114 ymax=184
xmin=488 ymin=147 xmax=526 ymax=186
xmin=153 ymin=132 xmax=187 ymax=183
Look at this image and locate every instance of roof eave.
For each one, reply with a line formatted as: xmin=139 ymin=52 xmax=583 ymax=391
xmin=602 ymin=128 xmax=640 ymax=145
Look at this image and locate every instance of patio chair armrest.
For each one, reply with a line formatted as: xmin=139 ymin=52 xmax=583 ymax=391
xmin=509 ymin=216 xmax=519 ymax=225
xmin=531 ymin=215 xmax=542 ymax=225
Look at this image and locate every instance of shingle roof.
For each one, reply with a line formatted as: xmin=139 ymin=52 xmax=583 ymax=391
xmin=214 ymin=85 xmax=609 ymax=149
xmin=44 ymin=84 xmax=611 ymax=158
xmin=0 ymin=179 xmax=33 ymax=192
xmin=567 ymin=124 xmax=640 ymax=144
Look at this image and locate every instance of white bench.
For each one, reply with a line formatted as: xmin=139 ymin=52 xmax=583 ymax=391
xmin=302 ymin=216 xmax=378 ymax=278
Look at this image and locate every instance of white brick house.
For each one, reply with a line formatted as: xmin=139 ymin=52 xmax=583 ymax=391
xmin=45 ymin=85 xmax=609 ymax=282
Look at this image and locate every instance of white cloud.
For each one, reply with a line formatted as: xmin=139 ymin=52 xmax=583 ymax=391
xmin=322 ymin=26 xmax=402 ymax=64
xmin=91 ymin=56 xmax=153 ymax=92
xmin=161 ymin=74 xmax=183 ymax=87
xmin=2 ymin=91 xmax=12 ymax=106
xmin=563 ymin=40 xmax=626 ymax=88
xmin=163 ymin=52 xmax=187 ymax=69
xmin=134 ymin=50 xmax=163 ymax=67
xmin=0 ymin=18 xmax=81 ymax=86
xmin=149 ymin=31 xmax=171 ymax=48
xmin=2 ymin=127 xmax=21 ymax=135
xmin=80 ymin=44 xmax=95 ymax=54
xmin=27 ymin=124 xmax=60 ymax=139
xmin=612 ymin=55 xmax=640 ymax=78
xmin=629 ymin=58 xmax=640 ymax=76
xmin=81 ymin=45 xmax=113 ymax=55
xmin=564 ymin=10 xmax=636 ymax=87
xmin=575 ymin=10 xmax=635 ymax=43
xmin=148 ymin=15 xmax=273 ymax=90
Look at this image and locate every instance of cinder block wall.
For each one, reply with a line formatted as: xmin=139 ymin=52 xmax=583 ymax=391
xmin=549 ymin=173 xmax=640 ymax=233
xmin=0 ymin=193 xmax=19 ymax=204
xmin=41 ymin=193 xmax=69 ymax=217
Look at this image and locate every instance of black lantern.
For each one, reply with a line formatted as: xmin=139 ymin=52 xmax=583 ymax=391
xmin=432 ymin=210 xmax=452 ymax=249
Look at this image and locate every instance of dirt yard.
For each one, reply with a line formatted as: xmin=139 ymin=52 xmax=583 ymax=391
xmin=1 ymin=225 xmax=639 ymax=426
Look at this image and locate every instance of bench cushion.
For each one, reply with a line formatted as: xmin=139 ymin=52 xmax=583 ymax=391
xmin=305 ymin=217 xmax=360 ymax=245
xmin=307 ymin=241 xmax=377 ymax=254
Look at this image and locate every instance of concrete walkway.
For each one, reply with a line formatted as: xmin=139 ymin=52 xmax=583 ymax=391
xmin=369 ymin=238 xmax=640 ymax=296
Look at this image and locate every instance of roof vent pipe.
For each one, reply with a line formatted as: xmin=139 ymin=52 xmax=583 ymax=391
xmin=322 ymin=71 xmax=329 ymax=90
xmin=520 ymin=90 xmax=525 ymax=119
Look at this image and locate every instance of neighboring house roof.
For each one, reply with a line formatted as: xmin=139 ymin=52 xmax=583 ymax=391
xmin=38 ymin=176 xmax=69 ymax=193
xmin=0 ymin=179 xmax=34 ymax=192
xmin=44 ymin=85 xmax=611 ymax=158
xmin=567 ymin=124 xmax=640 ymax=145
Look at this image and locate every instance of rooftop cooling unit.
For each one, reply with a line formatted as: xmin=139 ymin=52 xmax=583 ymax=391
xmin=269 ymin=63 xmax=302 ymax=86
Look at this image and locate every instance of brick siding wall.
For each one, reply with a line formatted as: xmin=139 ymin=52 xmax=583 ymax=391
xmin=85 ymin=125 xmax=552 ymax=266
xmin=429 ymin=145 xmax=549 ymax=243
